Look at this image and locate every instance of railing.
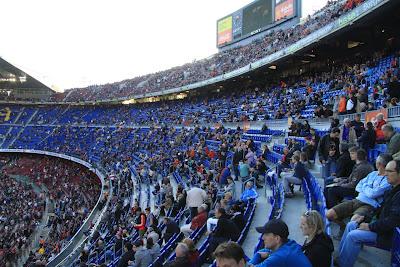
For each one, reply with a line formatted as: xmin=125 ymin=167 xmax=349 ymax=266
xmin=0 ymin=149 xmax=112 ymax=267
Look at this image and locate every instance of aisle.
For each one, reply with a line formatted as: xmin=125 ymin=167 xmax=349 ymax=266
xmin=241 ymin=187 xmax=272 ymax=258
xmin=280 ymin=189 xmax=307 ymax=245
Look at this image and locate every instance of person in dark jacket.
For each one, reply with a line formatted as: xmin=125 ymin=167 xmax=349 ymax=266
xmin=230 ymin=204 xmax=245 ymax=231
xmin=207 ymin=208 xmax=240 ymax=262
xmin=318 ymin=128 xmax=340 ymax=180
xmin=165 ymin=242 xmax=191 ymax=267
xmin=358 ymin=121 xmax=376 ymax=153
xmin=117 ymin=243 xmax=135 ymax=267
xmin=162 ymin=217 xmax=180 ymax=244
xmin=300 ymin=210 xmax=334 ymax=267
xmin=232 ymin=145 xmax=245 ymax=179
xmin=337 ymin=159 xmax=400 ymax=267
xmin=351 ymin=114 xmax=365 ymax=138
xmin=282 ymin=154 xmax=308 ymax=197
xmin=326 ymin=143 xmax=355 ymax=186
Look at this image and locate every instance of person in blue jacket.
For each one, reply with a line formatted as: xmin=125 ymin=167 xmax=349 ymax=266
xmin=240 ymin=181 xmax=258 ymax=203
xmin=249 ymin=219 xmax=312 ymax=267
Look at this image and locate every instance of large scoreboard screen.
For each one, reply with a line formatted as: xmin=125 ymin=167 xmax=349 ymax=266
xmin=242 ymin=0 xmax=273 ymax=36
xmin=217 ymin=0 xmax=298 ymax=47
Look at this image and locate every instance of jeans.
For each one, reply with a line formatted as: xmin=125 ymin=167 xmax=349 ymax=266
xmin=282 ymin=173 xmax=302 ymax=193
xmin=322 ymin=159 xmax=337 ymax=180
xmin=338 ymin=221 xmax=377 ymax=267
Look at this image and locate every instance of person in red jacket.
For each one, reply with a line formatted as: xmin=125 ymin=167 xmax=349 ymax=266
xmin=134 ymin=207 xmax=147 ymax=237
xmin=180 ymin=204 xmax=208 ymax=237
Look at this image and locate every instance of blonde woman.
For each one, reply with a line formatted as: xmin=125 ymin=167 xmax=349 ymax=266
xmin=300 ymin=210 xmax=334 ymax=267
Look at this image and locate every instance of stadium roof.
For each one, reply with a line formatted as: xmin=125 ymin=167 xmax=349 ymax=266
xmin=0 ymin=56 xmax=54 ymax=93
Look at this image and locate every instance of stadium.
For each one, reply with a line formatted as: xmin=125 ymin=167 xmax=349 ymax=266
xmin=1 ymin=0 xmax=400 ymax=266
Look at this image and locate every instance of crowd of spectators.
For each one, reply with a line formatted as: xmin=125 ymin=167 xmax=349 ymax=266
xmin=0 ymin=171 xmax=45 ymax=267
xmin=1 ymin=154 xmax=101 ymax=266
xmin=60 ymin=0 xmax=366 ymax=102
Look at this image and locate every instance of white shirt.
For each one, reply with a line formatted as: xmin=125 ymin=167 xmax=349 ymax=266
xmin=186 ymin=187 xmax=207 ymax=208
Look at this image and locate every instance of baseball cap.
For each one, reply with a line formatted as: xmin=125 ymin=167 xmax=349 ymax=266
xmin=255 ymin=219 xmax=289 ymax=239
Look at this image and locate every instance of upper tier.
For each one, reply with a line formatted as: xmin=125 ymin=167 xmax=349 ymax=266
xmin=57 ymin=0 xmax=386 ymax=103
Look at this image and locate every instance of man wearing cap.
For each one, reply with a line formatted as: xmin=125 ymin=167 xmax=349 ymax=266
xmin=249 ymin=219 xmax=311 ymax=267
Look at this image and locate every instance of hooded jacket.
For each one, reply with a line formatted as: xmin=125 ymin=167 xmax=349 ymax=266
xmin=302 ymin=232 xmax=334 ymax=267
xmin=250 ymin=239 xmax=312 ymax=267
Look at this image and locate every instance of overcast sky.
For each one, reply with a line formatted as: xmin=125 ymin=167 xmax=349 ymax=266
xmin=0 ymin=0 xmax=328 ymax=91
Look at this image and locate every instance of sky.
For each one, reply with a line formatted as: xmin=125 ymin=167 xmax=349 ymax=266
xmin=0 ymin=0 xmax=328 ymax=91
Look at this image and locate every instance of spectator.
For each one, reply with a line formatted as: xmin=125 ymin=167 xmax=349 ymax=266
xmin=162 ymin=217 xmax=180 ymax=244
xmin=300 ymin=210 xmax=334 ymax=267
xmin=346 ymin=93 xmax=357 ymax=114
xmin=118 ymin=243 xmax=135 ymax=267
xmin=387 ymin=75 xmax=400 ymax=99
xmin=183 ymin=238 xmax=200 ymax=267
xmin=327 ymin=154 xmax=391 ymax=237
xmin=328 ymin=143 xmax=355 ymax=185
xmin=180 ymin=204 xmax=208 ymax=237
xmin=325 ymin=148 xmax=373 ymax=209
xmin=128 ymin=239 xmax=152 ymax=267
xmin=134 ymin=208 xmax=147 ymax=237
xmin=230 ymin=204 xmax=245 ymax=231
xmin=223 ymin=177 xmax=236 ymax=199
xmin=145 ymin=225 xmax=160 ymax=244
xmin=147 ymin=237 xmax=160 ymax=262
xmin=375 ymin=113 xmax=387 ymax=141
xmin=339 ymin=118 xmax=357 ymax=145
xmin=218 ymin=165 xmax=231 ymax=185
xmin=337 ymin=159 xmax=400 ymax=267
xmin=165 ymin=243 xmax=190 ymax=267
xmin=207 ymin=208 xmax=240 ymax=262
xmin=238 ymin=160 xmax=250 ymax=180
xmin=277 ymin=147 xmax=291 ymax=177
xmin=358 ymin=121 xmax=376 ymax=153
xmin=186 ymin=186 xmax=207 ymax=219
xmin=383 ymin=124 xmax=400 ymax=158
xmin=318 ymin=127 xmax=340 ymax=180
xmin=351 ymin=114 xmax=364 ymax=138
xmin=250 ymin=219 xmax=311 ymax=267
xmin=240 ymin=181 xmax=259 ymax=203
xmin=213 ymin=241 xmax=246 ymax=267
xmin=302 ymin=138 xmax=317 ymax=162
xmin=281 ymin=154 xmax=308 ymax=198
xmin=338 ymin=96 xmax=347 ymax=115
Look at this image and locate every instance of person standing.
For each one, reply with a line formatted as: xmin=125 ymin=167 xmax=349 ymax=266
xmin=186 ymin=186 xmax=207 ymax=219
